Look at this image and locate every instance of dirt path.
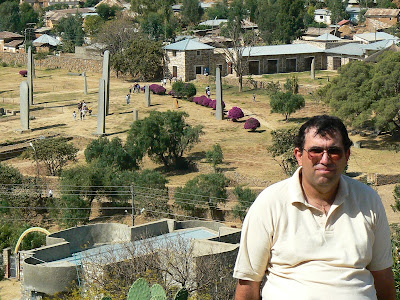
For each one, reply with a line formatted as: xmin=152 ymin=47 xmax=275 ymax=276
xmin=0 ymin=279 xmax=21 ymax=300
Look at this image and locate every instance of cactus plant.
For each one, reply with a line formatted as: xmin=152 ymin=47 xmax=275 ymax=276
xmin=127 ymin=278 xmax=188 ymax=300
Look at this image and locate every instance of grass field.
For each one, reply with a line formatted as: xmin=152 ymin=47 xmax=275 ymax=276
xmin=0 ymin=65 xmax=399 ymax=224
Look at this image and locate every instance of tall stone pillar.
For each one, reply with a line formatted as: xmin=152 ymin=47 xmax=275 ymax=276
xmin=96 ymin=78 xmax=106 ymax=135
xmin=215 ymin=67 xmax=223 ymax=120
xmin=102 ymin=51 xmax=110 ymax=115
xmin=133 ymin=109 xmax=139 ymax=121
xmin=311 ymin=58 xmax=315 ymax=80
xmin=83 ymin=72 xmax=88 ymax=95
xmin=27 ymin=47 xmax=34 ymax=105
xmin=20 ymin=81 xmax=30 ymax=131
xmin=145 ymin=85 xmax=151 ymax=107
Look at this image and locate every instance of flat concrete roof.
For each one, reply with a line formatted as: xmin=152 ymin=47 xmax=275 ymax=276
xmin=41 ymin=228 xmax=217 ymax=267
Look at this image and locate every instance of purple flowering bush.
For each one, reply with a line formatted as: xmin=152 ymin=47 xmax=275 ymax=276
xmin=202 ymin=97 xmax=212 ymax=107
xmin=150 ymin=84 xmax=166 ymax=95
xmin=168 ymin=90 xmax=176 ymax=97
xmin=19 ymin=70 xmax=28 ymax=77
xmin=244 ymin=118 xmax=261 ymax=131
xmin=228 ymin=107 xmax=244 ymax=121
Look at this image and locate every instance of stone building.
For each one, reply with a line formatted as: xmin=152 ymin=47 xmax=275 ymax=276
xmin=365 ymin=8 xmax=400 ymax=31
xmin=0 ymin=31 xmax=24 ymax=53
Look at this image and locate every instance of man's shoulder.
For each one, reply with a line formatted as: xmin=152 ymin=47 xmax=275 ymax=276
xmin=255 ymin=176 xmax=294 ymax=205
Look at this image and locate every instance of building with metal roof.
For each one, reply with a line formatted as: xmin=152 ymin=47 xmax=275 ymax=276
xmin=353 ymin=32 xmax=399 ymax=44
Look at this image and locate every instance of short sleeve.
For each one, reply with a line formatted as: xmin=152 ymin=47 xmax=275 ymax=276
xmin=233 ymin=195 xmax=274 ymax=282
xmin=367 ymin=195 xmax=393 ymax=271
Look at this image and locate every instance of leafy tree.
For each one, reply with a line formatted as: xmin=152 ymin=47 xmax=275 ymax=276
xmin=55 ymin=13 xmax=84 ymax=49
xmin=171 ymin=82 xmax=197 ymax=98
xmin=19 ymin=3 xmax=39 ymax=32
xmin=326 ymin=0 xmax=348 ymax=29
xmin=270 ymin=91 xmax=305 ymax=121
xmin=181 ymin=0 xmax=203 ymax=25
xmin=391 ymin=184 xmax=400 ymax=212
xmin=0 ymin=1 xmax=19 ymax=32
xmin=96 ymin=3 xmax=121 ymax=20
xmin=126 ymin=111 xmax=203 ymax=169
xmin=257 ymin=0 xmax=306 ymax=44
xmin=268 ymin=127 xmax=298 ymax=176
xmin=84 ymin=0 xmax=100 ymax=7
xmin=206 ymin=144 xmax=224 ymax=172
xmin=85 ymin=137 xmax=142 ymax=171
xmin=220 ymin=0 xmax=254 ymax=92
xmin=232 ymin=186 xmax=257 ymax=221
xmin=0 ymin=162 xmax=23 ymax=185
xmin=319 ymin=54 xmax=400 ymax=134
xmin=84 ymin=15 xmax=104 ymax=36
xmin=175 ymin=173 xmax=229 ymax=218
xmin=0 ymin=221 xmax=46 ymax=252
xmin=206 ymin=0 xmax=229 ymax=19
xmin=31 ymin=137 xmax=78 ymax=176
xmin=284 ymin=75 xmax=299 ymax=94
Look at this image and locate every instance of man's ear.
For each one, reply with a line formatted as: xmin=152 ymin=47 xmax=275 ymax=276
xmin=345 ymin=149 xmax=351 ymax=162
xmin=294 ymin=147 xmax=303 ymax=166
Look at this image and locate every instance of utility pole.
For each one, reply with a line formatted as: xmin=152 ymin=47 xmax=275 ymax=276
xmin=130 ymin=185 xmax=136 ymax=226
xmin=29 ymin=141 xmax=40 ymax=184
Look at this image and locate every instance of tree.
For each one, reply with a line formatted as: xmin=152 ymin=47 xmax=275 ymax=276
xmin=319 ymin=54 xmax=400 ymax=134
xmin=0 ymin=1 xmax=20 ymax=32
xmin=84 ymin=15 xmax=104 ymax=37
xmin=19 ymin=3 xmax=39 ymax=32
xmin=85 ymin=137 xmax=142 ymax=171
xmin=232 ymin=186 xmax=257 ymax=221
xmin=268 ymin=127 xmax=298 ymax=176
xmin=391 ymin=184 xmax=400 ymax=212
xmin=257 ymin=0 xmax=306 ymax=44
xmin=126 ymin=111 xmax=203 ymax=169
xmin=95 ymin=3 xmax=121 ymax=20
xmin=55 ymin=13 xmax=84 ymax=50
xmin=206 ymin=144 xmax=224 ymax=172
xmin=174 ymin=173 xmax=229 ymax=218
xmin=181 ymin=0 xmax=203 ymax=25
xmin=220 ymin=0 xmax=254 ymax=92
xmin=206 ymin=0 xmax=229 ymax=19
xmin=326 ymin=0 xmax=348 ymax=32
xmin=31 ymin=137 xmax=78 ymax=176
xmin=270 ymin=91 xmax=305 ymax=121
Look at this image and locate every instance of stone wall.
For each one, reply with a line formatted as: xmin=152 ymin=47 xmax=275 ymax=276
xmin=0 ymin=52 xmax=103 ymax=73
xmin=185 ymin=49 xmax=214 ymax=81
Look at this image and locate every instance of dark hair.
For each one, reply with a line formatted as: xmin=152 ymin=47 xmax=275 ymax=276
xmin=294 ymin=115 xmax=353 ymax=151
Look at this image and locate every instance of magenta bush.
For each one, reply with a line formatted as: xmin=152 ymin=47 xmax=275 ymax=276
xmin=228 ymin=107 xmax=244 ymax=121
xmin=168 ymin=90 xmax=176 ymax=97
xmin=244 ymin=117 xmax=261 ymax=131
xmin=19 ymin=70 xmax=28 ymax=77
xmin=150 ymin=84 xmax=166 ymax=95
xmin=202 ymin=97 xmax=212 ymax=107
xmin=209 ymin=99 xmax=216 ymax=109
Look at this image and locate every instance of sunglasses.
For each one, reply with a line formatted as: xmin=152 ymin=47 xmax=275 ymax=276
xmin=303 ymin=147 xmax=344 ymax=161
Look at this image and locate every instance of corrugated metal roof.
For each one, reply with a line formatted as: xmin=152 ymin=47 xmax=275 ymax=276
xmin=241 ymin=44 xmax=325 ymax=56
xmin=315 ymin=33 xmax=342 ymax=41
xmin=354 ymin=32 xmax=398 ymax=42
xmin=0 ymin=31 xmax=23 ymax=39
xmin=164 ymin=39 xmax=214 ymax=51
xmin=325 ymin=43 xmax=365 ymax=56
xmin=199 ymin=19 xmax=227 ymax=27
xmin=365 ymin=8 xmax=400 ymax=17
xmin=361 ymin=39 xmax=397 ymax=50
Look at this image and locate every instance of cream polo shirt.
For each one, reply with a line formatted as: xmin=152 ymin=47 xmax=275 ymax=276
xmin=233 ymin=168 xmax=393 ymax=300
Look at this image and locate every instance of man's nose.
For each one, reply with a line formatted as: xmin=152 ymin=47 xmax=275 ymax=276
xmin=320 ymin=150 xmax=331 ymax=164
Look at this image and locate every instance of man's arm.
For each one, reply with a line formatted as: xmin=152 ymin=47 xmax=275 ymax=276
xmin=234 ymin=279 xmax=261 ymax=300
xmin=371 ymin=267 xmax=396 ymax=300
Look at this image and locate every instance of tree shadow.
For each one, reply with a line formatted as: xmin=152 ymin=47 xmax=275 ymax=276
xmin=32 ymin=123 xmax=66 ymax=131
xmin=105 ymin=129 xmax=129 ymax=136
xmin=287 ymin=117 xmax=309 ymax=124
xmin=0 ymin=89 xmax=13 ymax=95
xmin=357 ymin=134 xmax=400 ymax=150
xmin=187 ymin=151 xmax=207 ymax=160
xmin=246 ymin=129 xmax=266 ymax=133
xmin=346 ymin=172 xmax=363 ymax=178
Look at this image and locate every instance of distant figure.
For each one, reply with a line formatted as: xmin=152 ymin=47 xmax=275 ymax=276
xmin=129 ymin=85 xmax=133 ymax=94
xmin=175 ymin=98 xmax=179 ymax=109
xmin=163 ymin=78 xmax=167 ymax=86
xmin=48 ymin=189 xmax=53 ymax=198
xmin=126 ymin=94 xmax=131 ymax=104
xmin=206 ymin=86 xmax=211 ymax=98
xmin=73 ymin=111 xmax=77 ymax=120
xmin=253 ymin=93 xmax=256 ymax=102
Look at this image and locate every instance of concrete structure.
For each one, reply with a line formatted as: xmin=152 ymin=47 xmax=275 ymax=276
xmin=145 ymin=85 xmax=151 ymax=107
xmin=27 ymin=47 xmax=34 ymax=106
xmin=21 ymin=220 xmax=241 ymax=299
xmin=19 ymin=81 xmax=30 ymax=131
xmin=83 ymin=72 xmax=88 ymax=95
xmin=133 ymin=109 xmax=139 ymax=121
xmin=215 ymin=66 xmax=223 ymax=120
xmin=102 ymin=50 xmax=110 ymax=115
xmin=96 ymin=78 xmax=106 ymax=135
xmin=314 ymin=9 xmax=332 ymax=25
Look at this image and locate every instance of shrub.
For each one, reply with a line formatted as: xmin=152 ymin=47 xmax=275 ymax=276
xmin=228 ymin=107 xmax=244 ymax=121
xmin=19 ymin=70 xmax=28 ymax=77
xmin=172 ymin=82 xmax=197 ymax=98
xmin=209 ymin=99 xmax=217 ymax=109
xmin=168 ymin=90 xmax=176 ymax=97
xmin=244 ymin=118 xmax=261 ymax=131
xmin=149 ymin=84 xmax=166 ymax=95
xmin=1 ymin=61 xmax=8 ymax=67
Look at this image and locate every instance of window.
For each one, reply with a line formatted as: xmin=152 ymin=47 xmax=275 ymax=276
xmin=172 ymin=51 xmax=177 ymax=57
xmin=196 ymin=51 xmax=201 ymax=56
xmin=195 ymin=66 xmax=203 ymax=74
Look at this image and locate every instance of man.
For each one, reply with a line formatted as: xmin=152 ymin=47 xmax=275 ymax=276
xmin=233 ymin=115 xmax=395 ymax=300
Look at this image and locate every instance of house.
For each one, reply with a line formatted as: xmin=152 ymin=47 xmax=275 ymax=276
xmin=20 ymin=220 xmax=240 ymax=299
xmin=346 ymin=7 xmax=361 ymax=24
xmin=314 ymin=9 xmax=332 ymax=25
xmin=44 ymin=7 xmax=97 ymax=28
xmin=302 ymin=27 xmax=336 ymax=41
xmin=365 ymin=8 xmax=400 ymax=31
xmin=353 ymin=32 xmax=398 ymax=44
xmin=21 ymin=0 xmax=84 ymax=8
xmin=0 ymin=31 xmax=24 ymax=53
xmin=32 ymin=34 xmax=61 ymax=52
xmin=164 ymin=38 xmax=216 ymax=81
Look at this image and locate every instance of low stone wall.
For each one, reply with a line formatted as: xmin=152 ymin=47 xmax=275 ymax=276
xmin=0 ymin=52 xmax=103 ymax=74
xmin=367 ymin=173 xmax=400 ymax=186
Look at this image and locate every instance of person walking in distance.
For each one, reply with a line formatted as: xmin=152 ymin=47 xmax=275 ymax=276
xmin=233 ymin=115 xmax=396 ymax=300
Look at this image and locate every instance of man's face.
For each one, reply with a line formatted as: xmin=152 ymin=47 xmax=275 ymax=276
xmin=294 ymin=128 xmax=350 ymax=191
